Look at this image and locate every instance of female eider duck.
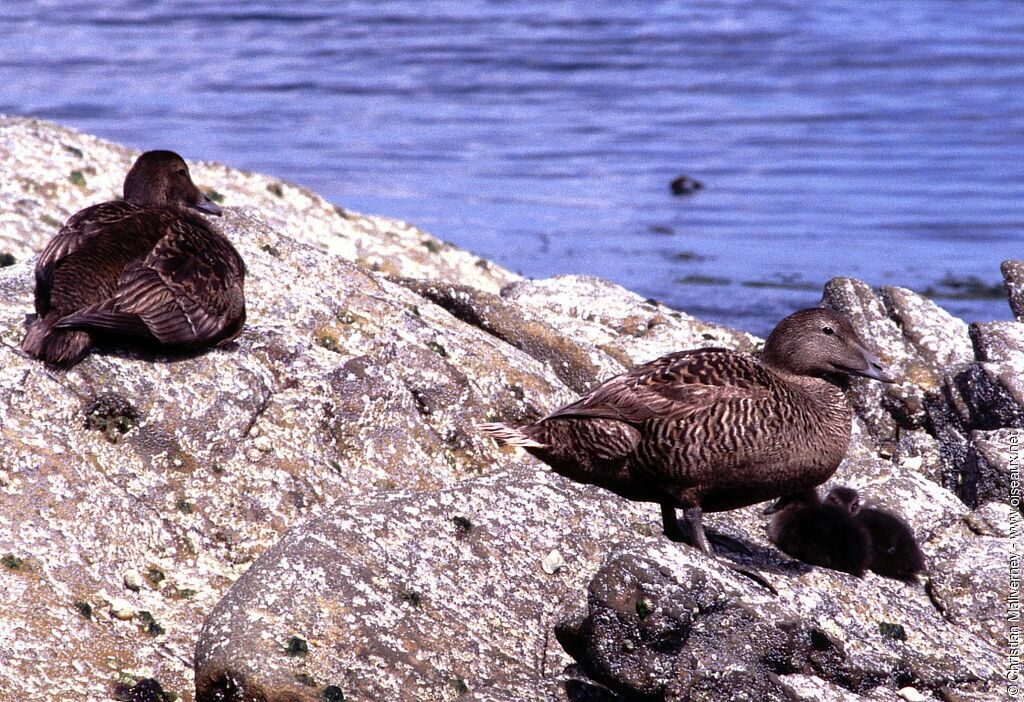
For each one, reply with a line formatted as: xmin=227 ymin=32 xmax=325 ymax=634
xmin=22 ymin=150 xmax=245 ymax=367
xmin=764 ymin=488 xmax=871 ymax=576
xmin=479 ymin=308 xmax=895 ymax=562
xmin=824 ymin=486 xmax=926 ymax=582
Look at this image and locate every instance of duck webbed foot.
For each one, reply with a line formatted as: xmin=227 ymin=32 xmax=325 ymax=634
xmin=660 ymin=503 xmax=777 ymax=595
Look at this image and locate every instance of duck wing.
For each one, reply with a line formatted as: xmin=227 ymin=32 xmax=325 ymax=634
xmin=542 ymin=349 xmax=774 ymax=425
xmin=55 ymin=216 xmax=246 ymax=346
xmin=34 ymin=201 xmax=145 ymax=315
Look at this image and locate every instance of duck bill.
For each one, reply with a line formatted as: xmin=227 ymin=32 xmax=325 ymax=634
xmin=851 ymin=347 xmax=897 ymax=383
xmin=190 ymin=195 xmax=223 ymax=216
xmin=762 ymin=498 xmax=787 ymax=515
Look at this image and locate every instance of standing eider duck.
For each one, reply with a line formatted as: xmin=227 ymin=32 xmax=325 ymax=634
xmin=479 ymin=308 xmax=896 ymax=566
xmin=824 ymin=486 xmax=926 ymax=582
xmin=22 ymin=150 xmax=246 ymax=367
xmin=764 ymin=488 xmax=871 ymax=576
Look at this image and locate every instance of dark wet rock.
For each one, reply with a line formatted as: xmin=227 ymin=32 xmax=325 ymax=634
xmin=944 ymin=363 xmax=1024 ymax=432
xmin=1002 ymin=259 xmax=1024 ymax=321
xmin=962 ymin=429 xmax=1023 ymax=511
xmin=557 ymin=548 xmax=841 ymax=701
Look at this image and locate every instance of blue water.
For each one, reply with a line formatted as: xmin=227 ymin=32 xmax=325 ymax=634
xmin=2 ymin=1 xmax=1021 ymax=335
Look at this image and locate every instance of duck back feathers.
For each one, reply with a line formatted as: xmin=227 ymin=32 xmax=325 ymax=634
xmin=486 ymin=343 xmax=855 ymax=512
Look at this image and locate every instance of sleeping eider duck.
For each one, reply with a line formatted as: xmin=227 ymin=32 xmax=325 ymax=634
xmin=22 ymin=150 xmax=245 ymax=367
xmin=764 ymin=488 xmax=871 ymax=576
xmin=479 ymin=308 xmax=896 ymax=566
xmin=824 ymin=486 xmax=926 ymax=582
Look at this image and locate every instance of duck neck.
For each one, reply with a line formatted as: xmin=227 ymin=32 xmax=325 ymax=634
xmin=764 ymin=363 xmax=854 ymax=439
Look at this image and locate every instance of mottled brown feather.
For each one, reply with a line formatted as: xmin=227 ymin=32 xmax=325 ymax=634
xmin=481 ymin=308 xmax=894 ymax=524
xmin=23 ymin=151 xmax=245 ymax=366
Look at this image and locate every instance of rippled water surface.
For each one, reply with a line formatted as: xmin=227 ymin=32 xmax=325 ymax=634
xmin=2 ymin=1 xmax=1021 ymax=334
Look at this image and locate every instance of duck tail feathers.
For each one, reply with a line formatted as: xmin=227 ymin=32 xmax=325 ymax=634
xmin=22 ymin=315 xmax=91 ymax=367
xmin=476 ymin=422 xmax=545 ymax=449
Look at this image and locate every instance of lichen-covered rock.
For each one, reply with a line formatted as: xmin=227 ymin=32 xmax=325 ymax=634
xmin=0 ymin=118 xmax=611 ymax=701
xmin=0 ymin=118 xmax=1014 ymax=702
xmin=395 ymin=278 xmax=619 ymax=393
xmin=926 ymin=523 xmax=1015 ymax=649
xmin=822 ymin=276 xmax=1024 ymax=512
xmin=1002 ymin=259 xmax=1024 ymax=322
xmin=0 ymin=223 xmax=565 ymax=699
xmin=193 ymin=467 xmax=654 ymax=702
xmin=501 ymin=275 xmax=758 ymax=367
xmin=559 ymin=540 xmax=1002 ymax=702
xmin=193 ymin=431 xmax=1010 ymax=702
xmin=821 ymin=278 xmax=928 ymax=445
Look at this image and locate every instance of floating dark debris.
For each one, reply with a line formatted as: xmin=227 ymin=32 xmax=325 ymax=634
xmin=670 ymin=174 xmax=704 ymax=195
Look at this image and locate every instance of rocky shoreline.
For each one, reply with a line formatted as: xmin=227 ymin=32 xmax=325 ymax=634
xmin=0 ymin=117 xmax=1019 ymax=702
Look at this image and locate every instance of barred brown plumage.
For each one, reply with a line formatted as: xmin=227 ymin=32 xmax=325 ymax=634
xmin=478 ymin=307 xmax=897 ymax=579
xmin=22 ymin=150 xmax=245 ymax=367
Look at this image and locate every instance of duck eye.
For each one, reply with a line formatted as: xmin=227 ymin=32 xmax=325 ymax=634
xmin=822 ymin=326 xmax=835 ymax=336
xmin=177 ymin=168 xmax=187 ymax=176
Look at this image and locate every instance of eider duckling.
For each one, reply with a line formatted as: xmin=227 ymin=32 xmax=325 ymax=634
xmin=22 ymin=150 xmax=245 ymax=367
xmin=479 ymin=308 xmax=896 ymax=561
xmin=763 ymin=488 xmax=871 ymax=576
xmin=825 ymin=486 xmax=926 ymax=582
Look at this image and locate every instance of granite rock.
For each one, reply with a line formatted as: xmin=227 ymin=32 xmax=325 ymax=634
xmin=1001 ymin=259 xmax=1024 ymax=322
xmin=0 ymin=118 xmax=1016 ymax=702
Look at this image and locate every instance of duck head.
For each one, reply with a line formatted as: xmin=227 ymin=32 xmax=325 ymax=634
xmin=123 ymin=150 xmax=222 ymax=216
xmin=823 ymin=486 xmax=862 ymax=515
xmin=761 ymin=308 xmax=896 ymax=383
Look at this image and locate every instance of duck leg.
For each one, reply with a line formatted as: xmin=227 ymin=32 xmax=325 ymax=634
xmin=661 ymin=503 xmax=712 ymax=553
xmin=660 ymin=503 xmax=776 ymax=595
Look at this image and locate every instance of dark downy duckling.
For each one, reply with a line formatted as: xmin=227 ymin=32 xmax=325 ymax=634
xmin=479 ymin=308 xmax=896 ymax=578
xmin=825 ymin=486 xmax=926 ymax=582
xmin=764 ymin=488 xmax=871 ymax=576
xmin=23 ymin=150 xmax=245 ymax=367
